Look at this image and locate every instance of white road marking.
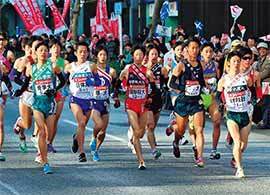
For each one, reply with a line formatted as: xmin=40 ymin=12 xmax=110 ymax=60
xmin=62 ymin=119 xmax=127 ymax=144
xmin=0 ymin=180 xmax=20 ymax=195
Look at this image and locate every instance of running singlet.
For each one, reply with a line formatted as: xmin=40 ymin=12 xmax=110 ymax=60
xmin=203 ymin=60 xmax=218 ymax=93
xmin=178 ymin=60 xmax=205 ymax=99
xmin=223 ymin=74 xmax=251 ymax=112
xmin=126 ymin=64 xmax=148 ymax=100
xmin=32 ymin=60 xmax=54 ymax=97
xmin=93 ymin=65 xmax=112 ymax=100
xmin=69 ymin=61 xmax=94 ymax=99
xmin=151 ymin=63 xmax=162 ymax=91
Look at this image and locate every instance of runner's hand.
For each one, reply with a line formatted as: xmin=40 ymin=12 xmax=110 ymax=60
xmin=44 ymin=89 xmax=56 ymax=98
xmin=113 ymin=98 xmax=120 ymax=108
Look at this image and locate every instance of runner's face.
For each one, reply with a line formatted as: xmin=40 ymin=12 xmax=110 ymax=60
xmin=229 ymin=55 xmax=240 ymax=73
xmin=148 ymin=48 xmax=158 ymax=64
xmin=174 ymin=45 xmax=183 ymax=59
xmin=97 ymin=49 xmax=107 ymax=64
xmin=201 ymin=46 xmax=213 ymax=61
xmin=76 ymin=46 xmax=89 ymax=62
xmin=50 ymin=44 xmax=61 ymax=57
xmin=133 ymin=49 xmax=144 ymax=64
xmin=36 ymin=45 xmax=49 ymax=62
xmin=24 ymin=45 xmax=32 ymax=56
xmin=241 ymin=54 xmax=252 ymax=69
xmin=188 ymin=42 xmax=199 ymax=59
xmin=32 ymin=40 xmax=41 ymax=58
xmin=0 ymin=36 xmax=7 ymax=48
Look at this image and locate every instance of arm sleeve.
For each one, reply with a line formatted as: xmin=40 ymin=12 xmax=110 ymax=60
xmin=55 ymin=72 xmax=66 ymax=91
xmin=2 ymin=74 xmax=13 ymax=90
xmin=18 ymin=76 xmax=31 ymax=92
xmin=168 ymin=75 xmax=180 ymax=90
xmin=13 ymin=69 xmax=24 ymax=86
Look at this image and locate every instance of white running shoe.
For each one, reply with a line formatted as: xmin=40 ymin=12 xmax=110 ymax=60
xmin=34 ymin=153 xmax=42 ymax=164
xmin=235 ymin=167 xmax=245 ymax=178
xmin=0 ymin=152 xmax=6 ymax=161
xmin=31 ymin=136 xmax=38 ymax=149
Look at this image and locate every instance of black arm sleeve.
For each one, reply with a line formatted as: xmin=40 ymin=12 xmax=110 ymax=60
xmin=169 ymin=75 xmax=180 ymax=91
xmin=19 ymin=76 xmax=31 ymax=92
xmin=55 ymin=72 xmax=66 ymax=91
xmin=13 ymin=69 xmax=24 ymax=86
xmin=2 ymin=74 xmax=13 ymax=90
xmin=215 ymin=91 xmax=223 ymax=105
xmin=112 ymin=78 xmax=122 ymax=97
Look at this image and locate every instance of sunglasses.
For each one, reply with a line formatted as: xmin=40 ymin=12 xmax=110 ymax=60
xmin=0 ymin=38 xmax=4 ymax=41
xmin=242 ymin=56 xmax=252 ymax=60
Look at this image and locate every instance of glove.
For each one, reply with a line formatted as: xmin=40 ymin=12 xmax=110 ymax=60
xmin=218 ymin=103 xmax=224 ymax=113
xmin=13 ymin=89 xmax=24 ymax=97
xmin=44 ymin=89 xmax=56 ymax=98
xmin=113 ymin=98 xmax=120 ymax=108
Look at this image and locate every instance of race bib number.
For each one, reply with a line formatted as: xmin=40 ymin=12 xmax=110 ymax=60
xmin=34 ymin=78 xmax=53 ymax=96
xmin=93 ymin=86 xmax=109 ymax=100
xmin=128 ymin=85 xmax=146 ymax=99
xmin=262 ymin=82 xmax=270 ymax=95
xmin=185 ymin=80 xmax=200 ymax=96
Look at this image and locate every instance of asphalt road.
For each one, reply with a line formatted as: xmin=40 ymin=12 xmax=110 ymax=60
xmin=1 ymin=98 xmax=270 ymax=195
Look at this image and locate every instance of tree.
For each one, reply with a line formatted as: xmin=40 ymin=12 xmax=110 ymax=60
xmin=148 ymin=0 xmax=164 ymax=38
xmin=70 ymin=0 xmax=81 ymax=42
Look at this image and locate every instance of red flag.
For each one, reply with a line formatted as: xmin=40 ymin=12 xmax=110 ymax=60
xmin=95 ymin=0 xmax=110 ymax=37
xmin=62 ymin=0 xmax=71 ymax=20
xmin=46 ymin=0 xmax=68 ymax=35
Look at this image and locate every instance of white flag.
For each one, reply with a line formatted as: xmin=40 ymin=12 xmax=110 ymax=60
xmin=260 ymin=34 xmax=270 ymax=42
xmin=230 ymin=5 xmax=243 ymax=20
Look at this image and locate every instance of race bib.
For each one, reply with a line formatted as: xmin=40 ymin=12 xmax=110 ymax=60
xmin=185 ymin=80 xmax=201 ymax=96
xmin=128 ymin=85 xmax=146 ymax=99
xmin=93 ymin=86 xmax=109 ymax=100
xmin=262 ymin=82 xmax=270 ymax=95
xmin=34 ymin=78 xmax=53 ymax=96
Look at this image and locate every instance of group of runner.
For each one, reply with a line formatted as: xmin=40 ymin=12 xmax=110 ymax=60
xmin=0 ymin=32 xmax=266 ymax=178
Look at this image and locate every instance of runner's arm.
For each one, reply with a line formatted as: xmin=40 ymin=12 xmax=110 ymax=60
xmin=168 ymin=62 xmax=184 ymax=92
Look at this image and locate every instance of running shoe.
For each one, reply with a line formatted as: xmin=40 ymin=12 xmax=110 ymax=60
xmin=90 ymin=138 xmax=97 ymax=152
xmin=127 ymin=130 xmax=136 ymax=154
xmin=192 ymin=146 xmax=198 ymax=161
xmin=173 ymin=141 xmax=180 ymax=158
xmin=138 ymin=161 xmax=146 ymax=170
xmin=210 ymin=150 xmax=221 ymax=160
xmin=13 ymin=117 xmax=22 ymax=134
xmin=165 ymin=120 xmax=176 ymax=136
xmin=231 ymin=157 xmax=237 ymax=169
xmin=181 ymin=136 xmax=189 ymax=145
xmin=47 ymin=144 xmax=57 ymax=153
xmin=79 ymin=153 xmax=87 ymax=162
xmin=31 ymin=135 xmax=38 ymax=149
xmin=195 ymin=157 xmax=204 ymax=168
xmin=19 ymin=140 xmax=28 ymax=153
xmin=0 ymin=152 xmax=6 ymax=161
xmin=225 ymin=133 xmax=233 ymax=151
xmin=152 ymin=150 xmax=162 ymax=160
xmin=92 ymin=151 xmax=100 ymax=162
xmin=235 ymin=167 xmax=245 ymax=178
xmin=71 ymin=134 xmax=78 ymax=153
xmin=35 ymin=153 xmax=42 ymax=164
xmin=43 ymin=163 xmax=53 ymax=174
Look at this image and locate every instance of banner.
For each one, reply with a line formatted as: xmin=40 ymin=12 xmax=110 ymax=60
xmin=237 ymin=24 xmax=246 ymax=39
xmin=31 ymin=0 xmax=50 ymax=33
xmin=46 ymin=0 xmax=68 ymax=35
xmin=156 ymin=24 xmax=172 ymax=38
xmin=230 ymin=5 xmax=243 ymax=20
xmin=160 ymin=1 xmax=170 ymax=21
xmin=9 ymin=0 xmax=38 ymax=33
xmin=90 ymin=17 xmax=97 ymax=35
xmin=110 ymin=14 xmax=119 ymax=39
xmin=62 ymin=0 xmax=71 ymax=19
xmin=95 ymin=0 xmax=110 ymax=37
xmin=262 ymin=82 xmax=270 ymax=95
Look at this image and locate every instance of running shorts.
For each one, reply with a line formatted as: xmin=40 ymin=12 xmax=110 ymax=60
xmin=69 ymin=96 xmax=92 ymax=115
xmin=125 ymin=98 xmax=148 ymax=115
xmin=92 ymin=99 xmax=110 ymax=116
xmin=226 ymin=111 xmax=250 ymax=129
